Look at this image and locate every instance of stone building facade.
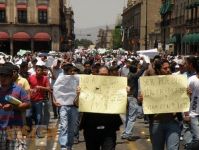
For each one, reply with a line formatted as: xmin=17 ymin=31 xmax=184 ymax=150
xmin=96 ymin=26 xmax=113 ymax=49
xmin=160 ymin=0 xmax=199 ymax=55
xmin=122 ymin=0 xmax=161 ymax=51
xmin=0 ymin=0 xmax=74 ymax=55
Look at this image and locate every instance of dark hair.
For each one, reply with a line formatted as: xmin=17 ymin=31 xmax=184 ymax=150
xmin=31 ymin=58 xmax=38 ymax=64
xmin=20 ymin=61 xmax=28 ymax=68
xmin=153 ymin=55 xmax=161 ymax=62
xmin=36 ymin=65 xmax=44 ymax=70
xmin=84 ymin=61 xmax=91 ymax=66
xmin=170 ymin=61 xmax=177 ymax=73
xmin=109 ymin=66 xmax=119 ymax=72
xmin=91 ymin=63 xmax=101 ymax=74
xmin=154 ymin=59 xmax=170 ymax=75
xmin=109 ymin=66 xmax=119 ymax=75
xmin=62 ymin=64 xmax=74 ymax=74
xmin=83 ymin=69 xmax=92 ymax=74
xmin=186 ymin=56 xmax=197 ymax=66
xmin=129 ymin=65 xmax=137 ymax=73
xmin=0 ymin=66 xmax=13 ymax=77
xmin=194 ymin=57 xmax=199 ymax=73
xmin=4 ymin=63 xmax=19 ymax=72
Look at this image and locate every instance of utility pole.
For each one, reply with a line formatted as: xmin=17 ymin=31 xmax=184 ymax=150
xmin=145 ymin=0 xmax=148 ymax=50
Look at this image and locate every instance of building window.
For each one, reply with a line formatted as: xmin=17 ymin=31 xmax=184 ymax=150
xmin=37 ymin=0 xmax=49 ymax=5
xmin=18 ymin=10 xmax=27 ymax=23
xmin=0 ymin=10 xmax=6 ymax=23
xmin=0 ymin=0 xmax=6 ymax=3
xmin=38 ymin=10 xmax=47 ymax=24
xmin=16 ymin=0 xmax=27 ymax=4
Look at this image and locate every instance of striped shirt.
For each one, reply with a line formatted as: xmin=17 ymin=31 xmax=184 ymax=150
xmin=0 ymin=84 xmax=30 ymax=129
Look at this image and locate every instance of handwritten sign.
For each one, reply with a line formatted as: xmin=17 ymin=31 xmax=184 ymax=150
xmin=140 ymin=75 xmax=190 ymax=114
xmin=79 ymin=75 xmax=127 ymax=114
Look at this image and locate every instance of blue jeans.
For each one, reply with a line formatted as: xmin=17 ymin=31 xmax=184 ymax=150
xmin=182 ymin=122 xmax=192 ymax=145
xmin=42 ymin=100 xmax=50 ymax=127
xmin=122 ymin=96 xmax=138 ymax=137
xmin=31 ymin=101 xmax=43 ymax=125
xmin=191 ymin=116 xmax=199 ymax=141
xmin=149 ymin=120 xmax=181 ymax=150
xmin=59 ymin=106 xmax=78 ymax=149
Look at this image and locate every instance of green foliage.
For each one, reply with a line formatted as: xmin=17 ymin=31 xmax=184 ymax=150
xmin=112 ymin=26 xmax=122 ymax=49
xmin=74 ymin=39 xmax=93 ymax=49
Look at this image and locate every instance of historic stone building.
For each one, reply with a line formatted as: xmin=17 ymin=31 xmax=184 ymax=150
xmin=0 ymin=0 xmax=74 ymax=55
xmin=96 ymin=26 xmax=113 ymax=49
xmin=122 ymin=0 xmax=161 ymax=51
xmin=160 ymin=0 xmax=199 ymax=55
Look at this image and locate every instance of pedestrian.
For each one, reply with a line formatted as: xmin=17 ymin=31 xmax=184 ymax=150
xmin=80 ymin=66 xmax=123 ymax=150
xmin=28 ymin=63 xmax=51 ymax=138
xmin=53 ymin=64 xmax=79 ymax=150
xmin=139 ymin=59 xmax=183 ymax=150
xmin=185 ymin=57 xmax=199 ymax=150
xmin=50 ymin=59 xmax=63 ymax=119
xmin=0 ymin=65 xmax=30 ymax=150
xmin=121 ymin=59 xmax=148 ymax=140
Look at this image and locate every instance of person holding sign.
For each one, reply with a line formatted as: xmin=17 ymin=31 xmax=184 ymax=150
xmin=139 ymin=59 xmax=183 ymax=150
xmin=53 ymin=64 xmax=79 ymax=150
xmin=80 ymin=66 xmax=123 ymax=150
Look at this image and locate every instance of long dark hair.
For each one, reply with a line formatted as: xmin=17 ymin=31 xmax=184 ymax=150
xmin=154 ymin=59 xmax=170 ymax=75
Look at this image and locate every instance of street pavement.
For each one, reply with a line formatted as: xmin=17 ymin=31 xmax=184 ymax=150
xmin=26 ymin=117 xmax=152 ymax=150
xmin=26 ymin=114 xmax=184 ymax=150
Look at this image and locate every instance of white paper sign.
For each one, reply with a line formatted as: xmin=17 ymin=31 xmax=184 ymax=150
xmin=53 ymin=75 xmax=79 ymax=106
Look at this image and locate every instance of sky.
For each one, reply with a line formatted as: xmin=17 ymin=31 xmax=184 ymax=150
xmin=70 ymin=0 xmax=125 ymax=29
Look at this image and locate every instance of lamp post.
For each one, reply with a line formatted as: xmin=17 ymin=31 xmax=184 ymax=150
xmin=145 ymin=0 xmax=148 ymax=50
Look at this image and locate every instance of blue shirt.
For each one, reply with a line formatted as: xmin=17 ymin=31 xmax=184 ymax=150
xmin=0 ymin=83 xmax=30 ymax=129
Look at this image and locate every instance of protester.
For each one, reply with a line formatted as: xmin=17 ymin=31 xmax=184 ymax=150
xmin=121 ymin=58 xmax=148 ymax=140
xmin=139 ymin=59 xmax=183 ymax=150
xmin=50 ymin=59 xmax=63 ymax=119
xmin=80 ymin=66 xmax=123 ymax=150
xmin=19 ymin=61 xmax=30 ymax=79
xmin=119 ymin=59 xmax=131 ymax=77
xmin=0 ymin=65 xmax=30 ymax=150
xmin=53 ymin=64 xmax=79 ymax=150
xmin=185 ymin=57 xmax=199 ymax=150
xmin=28 ymin=64 xmax=50 ymax=138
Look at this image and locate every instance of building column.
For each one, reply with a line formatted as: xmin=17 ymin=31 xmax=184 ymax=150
xmin=31 ymin=39 xmax=34 ymax=53
xmin=10 ymin=39 xmax=13 ymax=56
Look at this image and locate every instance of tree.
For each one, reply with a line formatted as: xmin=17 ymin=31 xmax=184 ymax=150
xmin=112 ymin=26 xmax=122 ymax=49
xmin=74 ymin=39 xmax=93 ymax=49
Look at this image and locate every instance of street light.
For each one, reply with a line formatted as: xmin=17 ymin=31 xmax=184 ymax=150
xmin=145 ymin=0 xmax=148 ymax=50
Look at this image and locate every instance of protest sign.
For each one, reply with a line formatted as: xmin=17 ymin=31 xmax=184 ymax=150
xmin=140 ymin=75 xmax=190 ymax=114
xmin=79 ymin=75 xmax=127 ymax=114
xmin=45 ymin=56 xmax=55 ymax=68
xmin=53 ymin=75 xmax=79 ymax=106
xmin=137 ymin=49 xmax=159 ymax=59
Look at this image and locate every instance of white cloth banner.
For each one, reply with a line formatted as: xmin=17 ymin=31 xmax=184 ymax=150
xmin=53 ymin=75 xmax=79 ymax=106
xmin=137 ymin=49 xmax=159 ymax=59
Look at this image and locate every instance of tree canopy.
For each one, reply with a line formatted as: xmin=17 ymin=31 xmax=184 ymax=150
xmin=75 ymin=39 xmax=93 ymax=49
xmin=112 ymin=26 xmax=122 ymax=49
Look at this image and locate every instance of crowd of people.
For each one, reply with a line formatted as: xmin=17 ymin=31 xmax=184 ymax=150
xmin=0 ymin=49 xmax=199 ymax=150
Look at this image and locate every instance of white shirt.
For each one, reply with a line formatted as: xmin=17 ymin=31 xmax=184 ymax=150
xmin=189 ymin=75 xmax=199 ymax=117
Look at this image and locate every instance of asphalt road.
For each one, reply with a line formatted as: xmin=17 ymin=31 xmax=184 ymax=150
xmin=26 ymin=118 xmax=152 ymax=150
